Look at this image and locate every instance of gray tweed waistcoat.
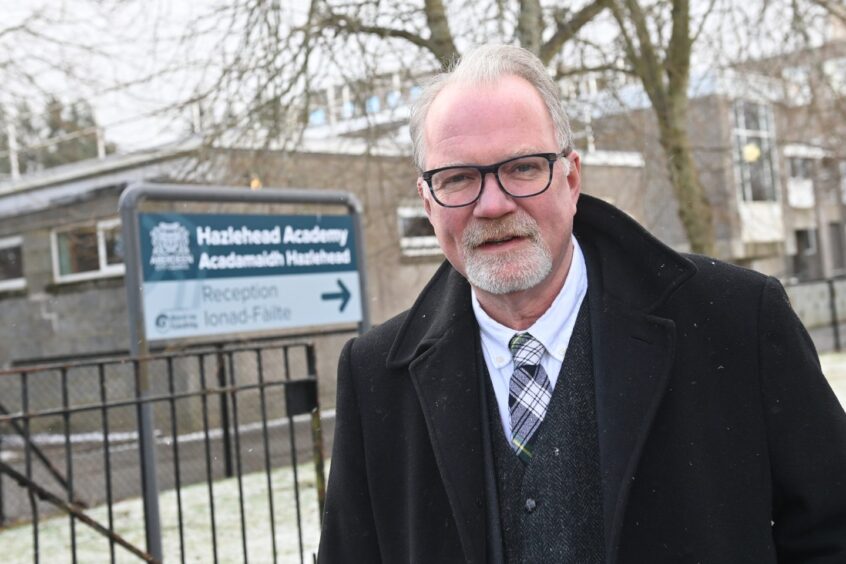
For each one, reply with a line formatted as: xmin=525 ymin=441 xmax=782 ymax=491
xmin=485 ymin=298 xmax=605 ymax=564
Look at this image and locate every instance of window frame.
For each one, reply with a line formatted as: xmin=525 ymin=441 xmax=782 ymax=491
xmin=397 ymin=206 xmax=441 ymax=258
xmin=796 ymin=228 xmax=818 ymax=256
xmin=51 ymin=217 xmax=125 ymax=284
xmin=0 ymin=235 xmax=26 ymax=292
xmin=732 ymin=100 xmax=779 ymax=203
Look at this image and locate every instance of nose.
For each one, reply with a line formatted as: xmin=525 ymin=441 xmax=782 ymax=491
xmin=473 ymin=172 xmax=517 ymax=218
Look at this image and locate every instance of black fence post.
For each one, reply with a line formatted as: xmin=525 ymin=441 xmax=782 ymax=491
xmin=306 ymin=345 xmax=327 ymax=524
xmin=828 ymin=279 xmax=842 ymax=352
xmin=0 ymin=431 xmax=4 ymax=526
xmin=216 ymin=346 xmax=234 ymax=478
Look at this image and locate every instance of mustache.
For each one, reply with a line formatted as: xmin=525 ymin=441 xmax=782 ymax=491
xmin=462 ymin=213 xmax=541 ymax=249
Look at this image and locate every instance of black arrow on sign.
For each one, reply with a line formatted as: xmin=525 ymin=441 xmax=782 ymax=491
xmin=321 ymin=279 xmax=351 ymax=312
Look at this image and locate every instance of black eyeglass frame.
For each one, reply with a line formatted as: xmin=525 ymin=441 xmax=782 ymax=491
xmin=421 ymin=150 xmax=570 ymax=208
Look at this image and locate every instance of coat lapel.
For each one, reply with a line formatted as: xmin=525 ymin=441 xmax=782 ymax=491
xmin=590 ymin=290 xmax=676 ymax=563
xmin=387 ymin=264 xmax=487 ymax=563
xmin=575 ymin=197 xmax=695 ymax=563
xmin=409 ymin=314 xmax=487 ymax=564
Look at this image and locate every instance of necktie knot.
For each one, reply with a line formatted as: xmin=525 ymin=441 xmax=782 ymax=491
xmin=508 ymin=332 xmax=545 ymax=368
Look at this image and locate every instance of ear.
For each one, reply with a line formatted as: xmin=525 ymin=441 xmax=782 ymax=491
xmin=565 ymin=150 xmax=582 ymax=203
xmin=417 ymin=177 xmax=433 ymax=218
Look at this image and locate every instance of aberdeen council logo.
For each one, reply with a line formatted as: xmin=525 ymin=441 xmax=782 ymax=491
xmin=149 ymin=222 xmax=194 ymax=271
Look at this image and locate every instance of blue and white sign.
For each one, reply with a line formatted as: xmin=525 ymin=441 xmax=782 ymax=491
xmin=139 ymin=212 xmax=362 ymax=341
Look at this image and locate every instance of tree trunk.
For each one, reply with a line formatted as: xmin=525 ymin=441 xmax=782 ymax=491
xmin=655 ymin=112 xmax=714 ymax=255
xmin=517 ymin=0 xmax=543 ymax=55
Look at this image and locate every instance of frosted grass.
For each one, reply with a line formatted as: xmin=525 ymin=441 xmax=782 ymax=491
xmin=0 ymin=461 xmax=324 ymax=563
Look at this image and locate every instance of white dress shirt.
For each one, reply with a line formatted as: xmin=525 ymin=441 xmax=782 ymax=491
xmin=471 ymin=236 xmax=588 ymax=438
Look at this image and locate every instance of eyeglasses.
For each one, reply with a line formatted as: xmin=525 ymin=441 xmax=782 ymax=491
xmin=421 ymin=151 xmax=569 ymax=208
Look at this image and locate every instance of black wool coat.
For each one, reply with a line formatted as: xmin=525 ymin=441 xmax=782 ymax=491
xmin=318 ymin=195 xmax=846 ymax=564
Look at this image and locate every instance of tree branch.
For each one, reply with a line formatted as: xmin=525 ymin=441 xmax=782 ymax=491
xmin=690 ymin=0 xmax=719 ymax=44
xmin=811 ymin=0 xmax=846 ymax=24
xmin=540 ymin=0 xmax=610 ymax=64
xmin=620 ymin=0 xmax=667 ymax=107
xmin=319 ymin=12 xmax=430 ymax=49
xmin=554 ymin=63 xmax=635 ymax=80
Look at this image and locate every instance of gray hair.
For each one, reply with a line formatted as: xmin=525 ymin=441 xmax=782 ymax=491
xmin=409 ymin=44 xmax=573 ymax=171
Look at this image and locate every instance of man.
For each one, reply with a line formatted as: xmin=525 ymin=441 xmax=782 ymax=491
xmin=318 ymin=44 xmax=846 ymax=563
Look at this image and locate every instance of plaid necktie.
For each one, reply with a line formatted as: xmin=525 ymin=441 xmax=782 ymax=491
xmin=508 ymin=332 xmax=552 ymax=463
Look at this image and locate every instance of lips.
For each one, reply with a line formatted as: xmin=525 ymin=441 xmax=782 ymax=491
xmin=480 ymin=234 xmax=522 ymax=247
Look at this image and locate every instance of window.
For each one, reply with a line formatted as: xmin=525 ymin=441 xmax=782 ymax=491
xmin=789 ymin=157 xmax=813 ymax=179
xmin=782 ymin=67 xmax=811 ymax=105
xmin=840 ymin=161 xmax=846 ymax=204
xmin=823 ymin=58 xmax=846 ymax=95
xmin=733 ymin=101 xmax=778 ymax=202
xmin=386 ymin=90 xmax=401 ymax=108
xmin=797 ymin=228 xmax=818 ymax=256
xmin=397 ymin=206 xmax=440 ymax=257
xmin=829 ymin=222 xmax=846 ymax=272
xmin=341 ymin=100 xmax=355 ymax=119
xmin=308 ymin=108 xmax=327 ymax=126
xmin=0 ymin=236 xmax=25 ymax=291
xmin=786 ymin=156 xmax=815 ymax=208
xmin=52 ymin=218 xmax=124 ymax=283
xmin=365 ymin=95 xmax=381 ymax=114
xmin=793 ymin=228 xmax=821 ymax=281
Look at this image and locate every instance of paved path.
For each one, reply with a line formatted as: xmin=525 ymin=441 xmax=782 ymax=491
xmin=821 ymin=353 xmax=846 ymax=409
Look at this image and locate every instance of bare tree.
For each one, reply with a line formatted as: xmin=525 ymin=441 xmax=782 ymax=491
xmin=0 ymin=5 xmax=120 ymax=174
xmin=36 ymin=0 xmax=840 ymax=253
xmin=602 ymin=0 xmax=716 ymax=254
xmin=171 ymin=0 xmax=728 ymax=250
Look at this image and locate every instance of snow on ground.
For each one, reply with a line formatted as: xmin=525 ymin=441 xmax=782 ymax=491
xmin=0 ymin=460 xmax=325 ymax=563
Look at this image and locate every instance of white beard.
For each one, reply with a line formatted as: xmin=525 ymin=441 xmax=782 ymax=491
xmin=461 ymin=212 xmax=552 ymax=295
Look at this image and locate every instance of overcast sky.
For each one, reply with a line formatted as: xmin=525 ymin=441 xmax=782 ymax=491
xmin=4 ymin=1 xmax=264 ymax=151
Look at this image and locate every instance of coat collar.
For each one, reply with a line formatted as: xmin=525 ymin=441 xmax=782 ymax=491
xmin=386 ymin=260 xmax=474 ymax=369
xmin=384 ymin=195 xmax=697 ymax=563
xmin=572 ymin=195 xmax=696 ymax=313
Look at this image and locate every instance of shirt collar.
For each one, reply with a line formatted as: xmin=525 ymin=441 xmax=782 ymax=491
xmin=471 ymin=236 xmax=588 ymax=367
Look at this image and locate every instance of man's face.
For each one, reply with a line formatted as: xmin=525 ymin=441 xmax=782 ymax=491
xmin=418 ymin=74 xmax=581 ymax=296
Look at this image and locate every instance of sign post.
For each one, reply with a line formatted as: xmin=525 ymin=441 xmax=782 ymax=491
xmin=119 ymin=183 xmax=369 ymax=561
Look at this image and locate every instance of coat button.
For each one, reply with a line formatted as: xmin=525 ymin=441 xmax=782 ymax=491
xmin=525 ymin=498 xmax=536 ymax=512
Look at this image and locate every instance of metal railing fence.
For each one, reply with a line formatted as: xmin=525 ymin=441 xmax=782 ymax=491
xmin=0 ymin=340 xmax=326 ymax=564
xmin=785 ymin=275 xmax=846 ymax=353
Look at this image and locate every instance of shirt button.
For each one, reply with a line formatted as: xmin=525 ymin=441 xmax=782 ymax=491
xmin=557 ymin=345 xmax=566 ymax=355
xmin=495 ymin=355 xmax=504 ymax=364
xmin=525 ymin=498 xmax=537 ymax=512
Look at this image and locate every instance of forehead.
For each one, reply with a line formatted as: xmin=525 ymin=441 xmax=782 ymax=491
xmin=423 ymin=75 xmax=557 ymax=168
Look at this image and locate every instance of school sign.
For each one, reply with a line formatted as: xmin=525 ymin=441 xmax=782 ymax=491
xmin=139 ymin=212 xmax=363 ymax=340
